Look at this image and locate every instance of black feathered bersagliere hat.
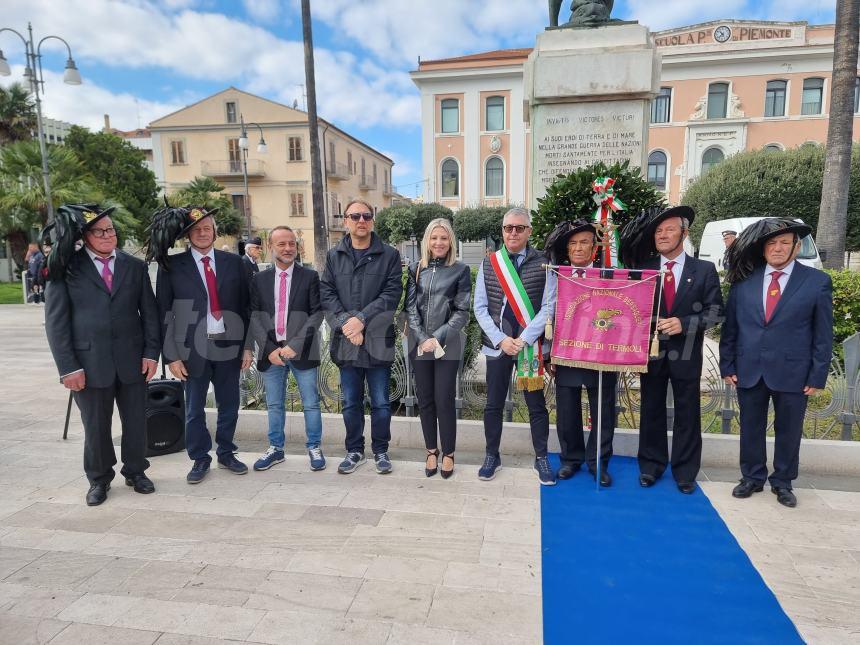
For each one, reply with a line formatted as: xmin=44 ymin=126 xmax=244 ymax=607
xmin=619 ymin=205 xmax=695 ymax=268
xmin=723 ymin=217 xmax=813 ymax=284
xmin=543 ymin=219 xmax=597 ymax=265
xmin=144 ymin=199 xmax=219 ymax=270
xmin=42 ymin=203 xmax=116 ymax=280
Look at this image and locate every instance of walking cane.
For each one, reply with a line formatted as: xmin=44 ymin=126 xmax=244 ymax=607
xmin=62 ymin=391 xmax=73 ymax=440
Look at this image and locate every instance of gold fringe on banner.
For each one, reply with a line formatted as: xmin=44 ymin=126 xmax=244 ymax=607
xmin=550 ymin=357 xmax=649 ymax=374
xmin=516 ymin=376 xmax=546 ymax=391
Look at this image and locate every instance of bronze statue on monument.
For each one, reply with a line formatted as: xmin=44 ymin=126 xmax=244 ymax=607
xmin=549 ymin=0 xmax=616 ymax=28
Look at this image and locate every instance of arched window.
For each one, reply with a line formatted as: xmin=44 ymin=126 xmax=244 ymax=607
xmin=764 ymin=143 xmax=783 ymax=152
xmin=802 ymin=78 xmax=824 ymax=115
xmin=765 ymin=80 xmax=787 ymax=117
xmin=701 ymin=147 xmax=724 ymax=174
xmin=647 ymin=151 xmax=667 ymax=190
xmin=486 ymin=96 xmax=505 ymax=131
xmin=440 ymin=98 xmax=459 ymax=133
xmin=485 ymin=157 xmax=504 ymax=197
xmin=707 ymin=82 xmax=729 ymax=119
xmin=441 ymin=158 xmax=459 ymax=198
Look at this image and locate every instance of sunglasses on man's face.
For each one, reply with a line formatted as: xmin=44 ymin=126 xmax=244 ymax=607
xmin=347 ymin=212 xmax=374 ymax=222
xmin=503 ymin=224 xmax=529 ymax=234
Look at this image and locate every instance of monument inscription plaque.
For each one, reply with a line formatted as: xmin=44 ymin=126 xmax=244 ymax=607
xmin=533 ymin=100 xmax=646 ymax=199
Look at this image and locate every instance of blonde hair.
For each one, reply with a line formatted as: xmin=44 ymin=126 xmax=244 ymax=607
xmin=420 ymin=218 xmax=457 ymax=268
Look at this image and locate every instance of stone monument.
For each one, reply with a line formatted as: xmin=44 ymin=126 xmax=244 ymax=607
xmin=525 ymin=4 xmax=661 ymax=209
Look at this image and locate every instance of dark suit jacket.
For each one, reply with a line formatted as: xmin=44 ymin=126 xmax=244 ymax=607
xmin=156 ymin=249 xmax=250 ymax=378
xmin=720 ymin=263 xmax=833 ymax=392
xmin=45 ymin=249 xmax=160 ymax=388
xmin=242 ymin=254 xmax=259 ymax=284
xmin=249 ymin=263 xmax=323 ymax=371
xmin=640 ymin=254 xmax=723 ymax=376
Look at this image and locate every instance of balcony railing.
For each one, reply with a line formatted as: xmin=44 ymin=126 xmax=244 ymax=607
xmin=383 ymin=182 xmax=394 ymax=196
xmin=326 ymin=160 xmax=349 ymax=180
xmin=359 ymin=174 xmax=377 ymax=190
xmin=201 ymin=159 xmax=266 ymax=178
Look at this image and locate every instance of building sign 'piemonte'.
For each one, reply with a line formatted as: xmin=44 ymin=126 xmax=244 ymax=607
xmin=654 ymin=22 xmax=799 ymax=48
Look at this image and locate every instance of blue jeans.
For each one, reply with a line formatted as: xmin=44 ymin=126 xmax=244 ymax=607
xmin=262 ymin=363 xmax=322 ymax=449
xmin=340 ymin=365 xmax=391 ymax=455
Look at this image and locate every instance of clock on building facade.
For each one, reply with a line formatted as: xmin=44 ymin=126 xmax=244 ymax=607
xmin=714 ymin=25 xmax=732 ymax=43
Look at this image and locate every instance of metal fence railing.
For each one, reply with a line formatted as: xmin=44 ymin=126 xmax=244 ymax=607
xmin=240 ymin=324 xmax=860 ymax=441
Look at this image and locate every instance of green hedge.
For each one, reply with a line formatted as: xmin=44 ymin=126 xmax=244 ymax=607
xmin=682 ymin=145 xmax=860 ymax=250
xmin=375 ymin=203 xmax=453 ymax=244
xmin=828 ymin=269 xmax=860 ymax=354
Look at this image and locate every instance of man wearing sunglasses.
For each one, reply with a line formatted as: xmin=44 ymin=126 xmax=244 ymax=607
xmin=474 ymin=207 xmax=555 ymax=485
xmin=320 ymin=199 xmax=403 ymax=475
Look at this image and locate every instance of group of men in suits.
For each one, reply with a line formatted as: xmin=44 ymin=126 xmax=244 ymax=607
xmin=42 ymin=197 xmax=832 ymax=509
xmin=486 ymin=206 xmax=831 ymax=507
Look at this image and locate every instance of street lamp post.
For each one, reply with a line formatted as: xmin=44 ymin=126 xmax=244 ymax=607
xmin=237 ymin=114 xmax=267 ymax=240
xmin=0 ymin=22 xmax=82 ymax=224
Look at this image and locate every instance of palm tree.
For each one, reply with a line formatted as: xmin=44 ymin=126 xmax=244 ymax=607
xmin=818 ymin=0 xmax=860 ymax=269
xmin=0 ymin=139 xmax=97 ymax=264
xmin=171 ymin=176 xmax=243 ymax=236
xmin=0 ymin=83 xmax=37 ymax=146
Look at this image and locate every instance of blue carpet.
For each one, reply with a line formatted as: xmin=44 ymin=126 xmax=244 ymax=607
xmin=541 ymin=455 xmax=803 ymax=645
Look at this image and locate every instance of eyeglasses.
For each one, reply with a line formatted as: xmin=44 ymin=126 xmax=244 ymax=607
xmin=88 ymin=227 xmax=117 ymax=238
xmin=347 ymin=212 xmax=374 ymax=222
xmin=503 ymin=225 xmax=529 ymax=234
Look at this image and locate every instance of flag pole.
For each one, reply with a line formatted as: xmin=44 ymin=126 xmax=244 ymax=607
xmin=596 ymin=369 xmax=603 ymax=492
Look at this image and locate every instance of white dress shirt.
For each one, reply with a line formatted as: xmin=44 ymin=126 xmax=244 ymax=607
xmin=274 ymin=264 xmax=294 ymax=342
xmin=85 ymin=246 xmax=115 ymax=274
xmin=762 ymin=261 xmax=795 ymax=311
xmin=190 ymin=247 xmax=226 ymax=334
xmin=659 ymin=251 xmax=686 ymax=286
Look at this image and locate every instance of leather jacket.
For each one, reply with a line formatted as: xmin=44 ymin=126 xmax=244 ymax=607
xmin=405 ymin=259 xmax=471 ymax=358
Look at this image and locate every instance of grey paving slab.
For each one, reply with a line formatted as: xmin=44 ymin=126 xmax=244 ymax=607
xmin=0 ymin=614 xmax=69 ymax=645
xmin=47 ymin=623 xmax=161 ymax=645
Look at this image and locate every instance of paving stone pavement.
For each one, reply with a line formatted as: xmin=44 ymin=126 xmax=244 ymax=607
xmin=1 ymin=304 xmax=859 ymax=644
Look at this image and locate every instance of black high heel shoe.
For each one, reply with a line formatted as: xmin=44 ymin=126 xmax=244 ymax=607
xmin=440 ymin=453 xmax=455 ymax=479
xmin=425 ymin=449 xmax=439 ymax=477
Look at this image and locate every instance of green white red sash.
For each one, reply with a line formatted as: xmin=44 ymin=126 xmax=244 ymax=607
xmin=488 ymin=247 xmax=545 ymax=392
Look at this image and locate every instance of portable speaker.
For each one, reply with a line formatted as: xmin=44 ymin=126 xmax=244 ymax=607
xmin=145 ymin=378 xmax=185 ymax=457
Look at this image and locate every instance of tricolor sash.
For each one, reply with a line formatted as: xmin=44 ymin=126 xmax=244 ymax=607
xmin=488 ymin=247 xmax=545 ymax=392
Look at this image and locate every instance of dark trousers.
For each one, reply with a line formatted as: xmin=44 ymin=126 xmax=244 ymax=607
xmin=484 ymin=354 xmax=550 ymax=457
xmin=73 ymin=377 xmax=149 ymax=485
xmin=737 ymin=378 xmax=807 ymax=489
xmin=340 ymin=365 xmax=391 ymax=455
xmin=556 ymin=382 xmax=615 ymax=471
xmin=184 ymin=357 xmax=241 ymax=463
xmin=638 ymin=358 xmax=702 ymax=483
xmin=413 ymin=354 xmax=459 ymax=455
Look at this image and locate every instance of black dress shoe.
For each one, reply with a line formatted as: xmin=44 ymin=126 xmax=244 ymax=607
xmin=86 ymin=483 xmax=110 ymax=506
xmin=772 ymin=487 xmax=797 ymax=508
xmin=557 ymin=464 xmax=578 ymax=480
xmin=677 ymin=481 xmax=697 ymax=495
xmin=125 ymin=473 xmax=155 ymax=494
xmin=589 ymin=469 xmax=612 ymax=487
xmin=639 ymin=473 xmax=657 ymax=488
xmin=732 ymin=480 xmax=764 ymax=499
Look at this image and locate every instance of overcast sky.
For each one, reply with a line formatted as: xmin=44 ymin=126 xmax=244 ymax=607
xmin=0 ymin=0 xmax=837 ymax=198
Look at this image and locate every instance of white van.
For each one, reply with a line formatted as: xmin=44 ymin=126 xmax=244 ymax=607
xmin=697 ymin=217 xmax=823 ymax=271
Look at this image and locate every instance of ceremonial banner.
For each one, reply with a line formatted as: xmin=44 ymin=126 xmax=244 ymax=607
xmin=550 ymin=267 xmax=660 ymax=373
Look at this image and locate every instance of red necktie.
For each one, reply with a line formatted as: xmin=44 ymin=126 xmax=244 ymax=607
xmin=96 ymin=256 xmax=113 ymax=292
xmin=663 ymin=261 xmax=676 ymax=312
xmin=276 ymin=270 xmax=289 ymax=337
xmin=200 ymin=256 xmax=222 ymax=321
xmin=765 ymin=271 xmax=783 ymax=323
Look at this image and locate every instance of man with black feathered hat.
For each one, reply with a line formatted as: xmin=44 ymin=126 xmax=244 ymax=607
xmin=620 ymin=205 xmax=723 ymax=494
xmin=544 ymin=219 xmax=617 ymax=486
xmin=44 ymin=204 xmax=161 ymax=506
xmin=720 ymin=218 xmax=833 ymax=508
xmin=148 ymin=205 xmax=253 ymax=485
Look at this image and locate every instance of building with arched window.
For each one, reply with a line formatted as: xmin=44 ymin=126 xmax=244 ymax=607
xmin=412 ymin=20 xmax=860 ymax=207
